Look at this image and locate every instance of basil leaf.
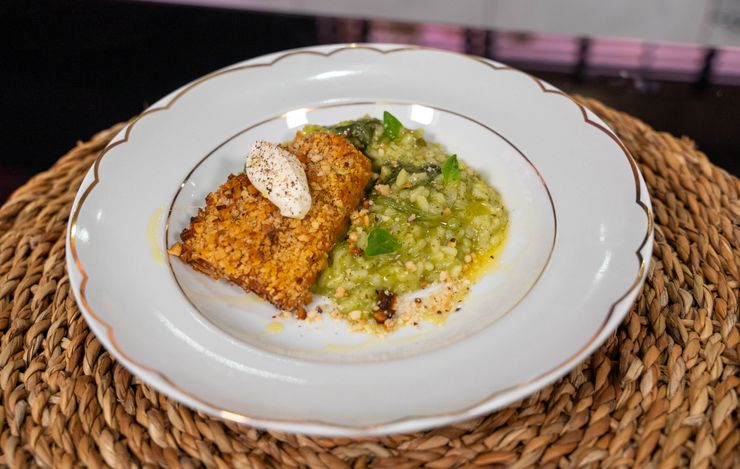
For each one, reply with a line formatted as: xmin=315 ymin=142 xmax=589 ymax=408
xmin=442 ymin=154 xmax=460 ymax=183
xmin=383 ymin=111 xmax=402 ymax=140
xmin=364 ymin=228 xmax=401 ymax=256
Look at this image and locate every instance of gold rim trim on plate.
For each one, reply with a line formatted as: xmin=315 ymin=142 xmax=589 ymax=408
xmin=68 ymin=44 xmax=654 ymax=432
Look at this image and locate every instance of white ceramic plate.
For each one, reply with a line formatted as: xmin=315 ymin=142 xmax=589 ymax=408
xmin=66 ymin=44 xmax=653 ymax=436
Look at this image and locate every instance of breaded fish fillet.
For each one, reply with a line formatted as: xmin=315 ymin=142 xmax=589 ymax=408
xmin=169 ymin=132 xmax=373 ymax=313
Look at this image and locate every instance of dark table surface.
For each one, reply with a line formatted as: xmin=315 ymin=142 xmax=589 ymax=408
xmin=3 ymin=0 xmax=738 ymax=203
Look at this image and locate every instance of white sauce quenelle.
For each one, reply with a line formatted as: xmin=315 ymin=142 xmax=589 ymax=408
xmin=245 ymin=140 xmax=312 ymax=219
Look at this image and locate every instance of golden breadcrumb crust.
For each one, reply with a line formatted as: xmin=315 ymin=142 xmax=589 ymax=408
xmin=169 ymin=132 xmax=372 ymax=312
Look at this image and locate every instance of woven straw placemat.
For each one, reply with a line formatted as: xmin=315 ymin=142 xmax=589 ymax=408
xmin=0 ymin=97 xmax=738 ymax=468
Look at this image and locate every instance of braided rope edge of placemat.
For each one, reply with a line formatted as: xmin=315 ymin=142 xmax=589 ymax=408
xmin=0 ymin=97 xmax=738 ymax=468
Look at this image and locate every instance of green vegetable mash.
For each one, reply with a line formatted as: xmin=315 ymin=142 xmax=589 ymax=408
xmin=303 ymin=113 xmax=508 ymax=328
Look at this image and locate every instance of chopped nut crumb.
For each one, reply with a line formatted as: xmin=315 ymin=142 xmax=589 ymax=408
xmin=439 ymin=271 xmax=449 ymax=281
xmin=375 ymin=184 xmax=391 ymax=196
xmin=447 ymin=238 xmax=457 ymax=247
xmin=405 ymin=261 xmax=417 ymax=272
xmin=464 ymin=254 xmax=472 ymax=263
xmin=443 ymin=207 xmax=452 ymax=215
xmin=306 ymin=311 xmax=322 ymax=322
xmin=407 ymin=214 xmax=416 ymax=222
xmin=335 ymin=286 xmax=346 ymax=298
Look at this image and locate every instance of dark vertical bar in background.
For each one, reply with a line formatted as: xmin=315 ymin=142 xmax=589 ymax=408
xmin=360 ymin=19 xmax=369 ymax=43
xmin=464 ymin=28 xmax=487 ymax=56
xmin=485 ymin=30 xmax=495 ymax=60
xmin=696 ymin=47 xmax=716 ymax=90
xmin=464 ymin=28 xmax=474 ymax=55
xmin=575 ymin=37 xmax=590 ymax=82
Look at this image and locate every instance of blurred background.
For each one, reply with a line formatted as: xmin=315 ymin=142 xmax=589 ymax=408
xmin=3 ymin=0 xmax=740 ymax=202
